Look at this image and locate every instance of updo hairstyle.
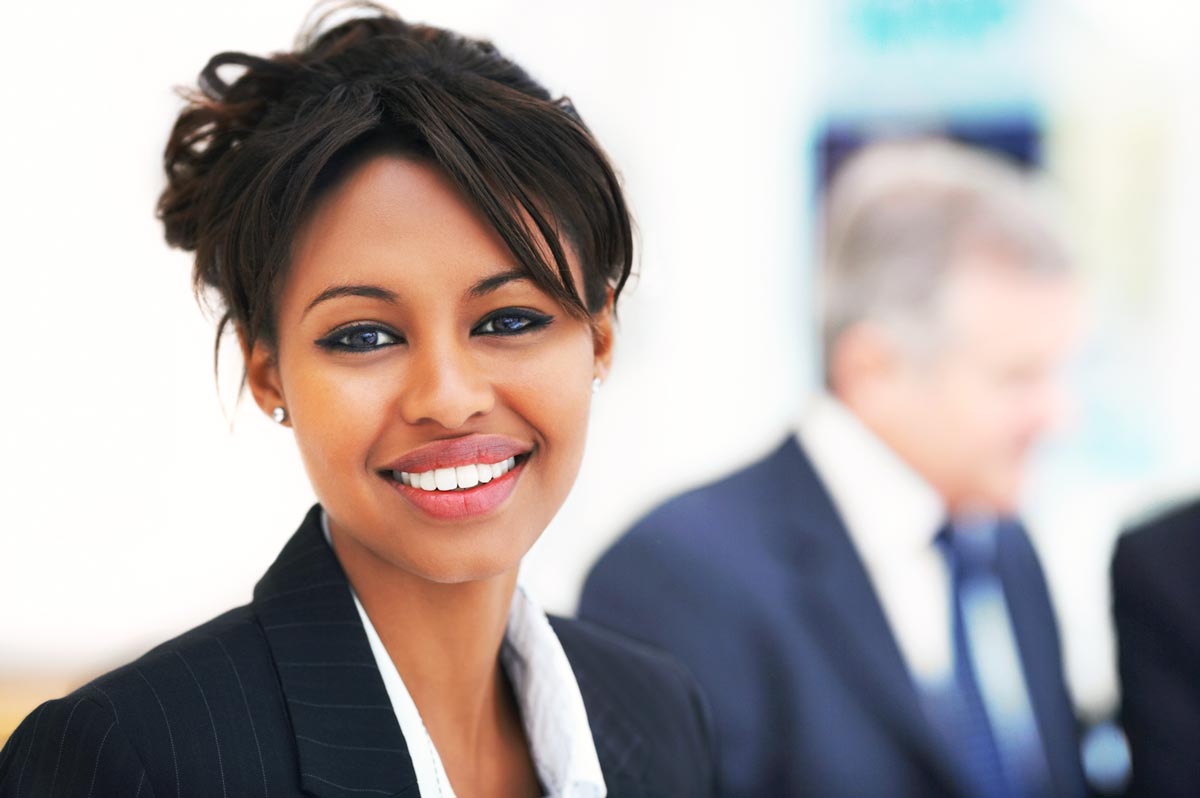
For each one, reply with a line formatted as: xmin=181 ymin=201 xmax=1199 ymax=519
xmin=157 ymin=3 xmax=633 ymax=364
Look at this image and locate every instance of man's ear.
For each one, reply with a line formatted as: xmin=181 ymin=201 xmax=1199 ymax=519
xmin=828 ymin=321 xmax=900 ymax=404
xmin=591 ymin=289 xmax=615 ymax=384
xmin=240 ymin=328 xmax=288 ymax=426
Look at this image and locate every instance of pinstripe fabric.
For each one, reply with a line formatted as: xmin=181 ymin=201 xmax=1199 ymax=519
xmin=0 ymin=505 xmax=715 ymax=797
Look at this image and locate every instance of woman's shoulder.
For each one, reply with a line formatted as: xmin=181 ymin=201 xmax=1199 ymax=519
xmin=0 ymin=691 xmax=152 ymax=797
xmin=550 ymin=615 xmax=719 ymax=796
xmin=550 ymin=614 xmax=700 ymax=686
xmin=0 ymin=603 xmax=299 ymax=797
xmin=74 ymin=602 xmax=276 ymax=730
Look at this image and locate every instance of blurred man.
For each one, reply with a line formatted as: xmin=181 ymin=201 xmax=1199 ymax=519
xmin=1112 ymin=497 xmax=1200 ymax=796
xmin=580 ymin=139 xmax=1088 ymax=797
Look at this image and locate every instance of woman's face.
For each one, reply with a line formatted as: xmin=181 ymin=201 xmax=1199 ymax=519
xmin=247 ymin=155 xmax=611 ymax=584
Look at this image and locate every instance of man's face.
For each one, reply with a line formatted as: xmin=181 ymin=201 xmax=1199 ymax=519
xmin=882 ymin=251 xmax=1081 ymax=513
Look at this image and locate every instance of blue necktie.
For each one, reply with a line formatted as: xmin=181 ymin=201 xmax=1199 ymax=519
xmin=937 ymin=523 xmax=1016 ymax=798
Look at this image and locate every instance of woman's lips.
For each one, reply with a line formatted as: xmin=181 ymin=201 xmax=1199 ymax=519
xmin=384 ymin=455 xmax=526 ymax=521
xmin=380 ymin=433 xmax=530 ymax=474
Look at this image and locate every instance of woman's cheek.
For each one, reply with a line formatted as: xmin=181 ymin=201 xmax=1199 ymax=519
xmin=291 ymin=364 xmax=390 ymax=471
xmin=507 ymin=338 xmax=594 ymax=427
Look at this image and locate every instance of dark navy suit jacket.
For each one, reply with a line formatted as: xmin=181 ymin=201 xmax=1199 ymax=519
xmin=1113 ymin=498 xmax=1200 ymax=797
xmin=0 ymin=505 xmax=716 ymax=797
xmin=579 ymin=436 xmax=1087 ymax=798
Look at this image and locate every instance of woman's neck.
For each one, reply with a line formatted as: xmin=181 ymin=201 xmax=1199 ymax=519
xmin=327 ymin=521 xmax=538 ymax=796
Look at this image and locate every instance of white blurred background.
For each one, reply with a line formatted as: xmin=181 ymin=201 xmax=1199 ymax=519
xmin=1 ymin=0 xmax=1198 ymax=742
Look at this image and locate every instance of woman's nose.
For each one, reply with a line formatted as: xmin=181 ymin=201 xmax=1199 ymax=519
xmin=397 ymin=341 xmax=495 ymax=429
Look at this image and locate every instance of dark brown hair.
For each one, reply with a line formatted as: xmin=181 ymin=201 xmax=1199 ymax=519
xmin=158 ymin=3 xmax=632 ymax=366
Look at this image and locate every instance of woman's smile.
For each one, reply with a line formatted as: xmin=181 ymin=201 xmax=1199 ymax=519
xmin=378 ymin=433 xmax=533 ymax=521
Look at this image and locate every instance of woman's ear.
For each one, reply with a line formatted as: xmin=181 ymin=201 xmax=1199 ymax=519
xmin=240 ymin=329 xmax=289 ymax=426
xmin=591 ymin=289 xmax=615 ymax=383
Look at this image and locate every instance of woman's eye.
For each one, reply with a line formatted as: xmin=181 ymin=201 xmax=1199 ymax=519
xmin=475 ymin=309 xmax=554 ymax=336
xmin=316 ymin=325 xmax=400 ymax=352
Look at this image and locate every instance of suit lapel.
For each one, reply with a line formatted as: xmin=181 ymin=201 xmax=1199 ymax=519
xmin=253 ymin=505 xmax=420 ymax=798
xmin=994 ymin=522 xmax=1083 ymax=797
xmin=771 ymin=438 xmax=972 ymax=795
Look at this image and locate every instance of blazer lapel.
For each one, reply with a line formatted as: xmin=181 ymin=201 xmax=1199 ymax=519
xmin=253 ymin=505 xmax=420 ymax=798
xmin=772 ymin=438 xmax=972 ymax=795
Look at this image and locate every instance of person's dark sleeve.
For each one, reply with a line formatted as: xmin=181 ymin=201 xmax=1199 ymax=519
xmin=0 ymin=696 xmax=157 ymax=797
xmin=1112 ymin=533 xmax=1200 ymax=797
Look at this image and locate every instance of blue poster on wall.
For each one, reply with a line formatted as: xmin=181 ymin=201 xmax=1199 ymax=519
xmin=816 ymin=0 xmax=1047 ymax=188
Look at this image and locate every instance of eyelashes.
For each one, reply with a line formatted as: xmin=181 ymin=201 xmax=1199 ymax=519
xmin=314 ymin=307 xmax=555 ymax=353
xmin=473 ymin=308 xmax=554 ymax=336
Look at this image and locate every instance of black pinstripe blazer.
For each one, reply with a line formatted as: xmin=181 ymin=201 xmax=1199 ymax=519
xmin=0 ymin=505 xmax=717 ymax=797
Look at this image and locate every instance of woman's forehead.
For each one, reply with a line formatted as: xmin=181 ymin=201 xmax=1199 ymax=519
xmin=284 ymin=155 xmax=584 ymax=312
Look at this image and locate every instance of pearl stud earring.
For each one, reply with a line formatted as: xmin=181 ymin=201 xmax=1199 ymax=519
xmin=272 ymin=406 xmax=288 ymax=424
xmin=592 ymin=377 xmax=602 ymax=395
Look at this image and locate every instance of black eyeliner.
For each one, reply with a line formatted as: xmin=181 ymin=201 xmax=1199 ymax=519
xmin=474 ymin=307 xmax=555 ymax=336
xmin=314 ymin=322 xmax=403 ymax=351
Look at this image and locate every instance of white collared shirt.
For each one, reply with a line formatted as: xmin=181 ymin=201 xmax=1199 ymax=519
xmin=321 ymin=512 xmax=606 ymax=798
xmin=796 ymin=393 xmax=954 ymax=688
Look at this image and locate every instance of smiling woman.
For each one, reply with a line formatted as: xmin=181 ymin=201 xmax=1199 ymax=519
xmin=0 ymin=5 xmax=715 ymax=797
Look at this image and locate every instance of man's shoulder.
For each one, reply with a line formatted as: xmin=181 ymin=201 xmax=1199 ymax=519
xmin=623 ymin=435 xmax=804 ymax=541
xmin=580 ymin=436 xmax=813 ymax=621
xmin=1119 ymin=498 xmax=1200 ymax=563
xmin=1114 ymin=496 xmax=1200 ymax=596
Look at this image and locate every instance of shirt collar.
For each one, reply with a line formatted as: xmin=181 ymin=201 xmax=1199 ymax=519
xmin=796 ymin=392 xmax=946 ymax=562
xmin=500 ymin=585 xmax=607 ymax=798
xmin=321 ymin=510 xmax=607 ymax=798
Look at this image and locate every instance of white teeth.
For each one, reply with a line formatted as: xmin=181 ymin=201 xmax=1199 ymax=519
xmin=397 ymin=457 xmax=519 ymax=492
xmin=434 ymin=468 xmax=457 ymax=491
xmin=455 ymin=464 xmax=479 ymax=490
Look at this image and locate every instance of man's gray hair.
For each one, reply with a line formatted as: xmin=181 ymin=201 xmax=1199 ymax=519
xmin=819 ymin=138 xmax=1072 ymax=382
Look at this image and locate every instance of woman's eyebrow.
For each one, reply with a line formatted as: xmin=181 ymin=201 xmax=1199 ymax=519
xmin=302 ymin=284 xmax=398 ymax=318
xmin=468 ymin=269 xmax=530 ymax=298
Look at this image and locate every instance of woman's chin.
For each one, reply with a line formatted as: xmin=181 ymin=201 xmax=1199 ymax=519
xmin=408 ymin=559 xmax=523 ymax=586
xmin=389 ymin=540 xmax=533 ymax=587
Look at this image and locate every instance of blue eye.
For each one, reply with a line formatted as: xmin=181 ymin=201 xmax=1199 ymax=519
xmin=475 ymin=308 xmax=554 ymax=336
xmin=316 ymin=325 xmax=401 ymax=352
